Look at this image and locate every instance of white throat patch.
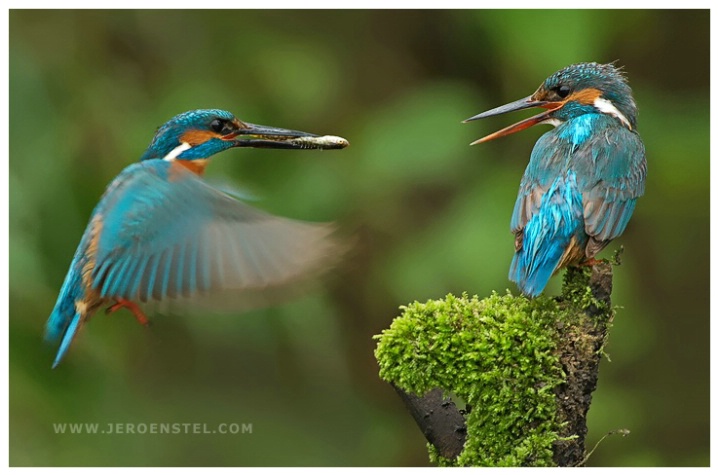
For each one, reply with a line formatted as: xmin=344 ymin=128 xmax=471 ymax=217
xmin=541 ymin=118 xmax=562 ymax=128
xmin=163 ymin=142 xmax=192 ymax=161
xmin=593 ymin=97 xmax=632 ymax=129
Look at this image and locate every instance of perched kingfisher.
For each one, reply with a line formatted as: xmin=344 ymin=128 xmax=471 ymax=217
xmin=465 ymin=62 xmax=646 ymax=297
xmin=45 ymin=109 xmax=349 ymax=368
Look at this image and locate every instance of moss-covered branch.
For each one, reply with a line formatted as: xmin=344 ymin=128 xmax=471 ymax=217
xmin=374 ymin=262 xmax=615 ymax=467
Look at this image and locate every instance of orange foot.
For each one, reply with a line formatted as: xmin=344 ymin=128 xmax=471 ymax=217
xmin=581 ymin=257 xmax=603 ymax=267
xmin=106 ymin=298 xmax=150 ymax=327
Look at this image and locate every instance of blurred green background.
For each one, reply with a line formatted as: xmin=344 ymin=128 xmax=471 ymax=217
xmin=9 ymin=9 xmax=709 ymax=467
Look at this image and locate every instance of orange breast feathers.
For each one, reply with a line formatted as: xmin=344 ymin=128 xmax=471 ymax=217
xmin=175 ymin=159 xmax=209 ymax=175
xmin=169 ymin=159 xmax=209 ymax=177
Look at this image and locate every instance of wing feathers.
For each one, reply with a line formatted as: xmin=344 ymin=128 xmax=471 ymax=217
xmin=512 ymin=123 xmax=645 ymax=259
xmin=91 ymin=162 xmax=341 ymax=310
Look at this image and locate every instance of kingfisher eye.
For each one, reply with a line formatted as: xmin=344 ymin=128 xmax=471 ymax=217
xmin=556 ymin=85 xmax=571 ymax=98
xmin=210 ymin=119 xmax=225 ymax=133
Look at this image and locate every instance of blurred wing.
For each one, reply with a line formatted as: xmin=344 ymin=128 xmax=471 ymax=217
xmin=581 ymin=128 xmax=646 ymax=256
xmin=91 ymin=161 xmax=341 ymax=309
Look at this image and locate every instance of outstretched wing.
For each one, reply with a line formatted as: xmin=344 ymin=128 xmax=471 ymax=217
xmin=90 ymin=161 xmax=341 ymax=309
xmin=581 ymin=127 xmax=646 ymax=257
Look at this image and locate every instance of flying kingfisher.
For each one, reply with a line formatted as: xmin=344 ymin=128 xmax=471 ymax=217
xmin=465 ymin=62 xmax=646 ymax=297
xmin=45 ymin=109 xmax=349 ymax=368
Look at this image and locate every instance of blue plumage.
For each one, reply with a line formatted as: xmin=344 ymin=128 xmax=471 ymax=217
xmin=466 ymin=62 xmax=646 ymax=297
xmin=510 ymin=171 xmax=585 ymax=297
xmin=45 ymin=109 xmax=348 ymax=367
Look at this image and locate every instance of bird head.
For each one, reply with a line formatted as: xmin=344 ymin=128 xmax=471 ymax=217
xmin=139 ymin=109 xmax=349 ymax=161
xmin=465 ymin=62 xmax=638 ymax=144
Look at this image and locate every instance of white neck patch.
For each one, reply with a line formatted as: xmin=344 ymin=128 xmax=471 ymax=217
xmin=163 ymin=142 xmax=192 ymax=161
xmin=593 ymin=97 xmax=632 ymax=129
xmin=540 ymin=117 xmax=563 ymax=128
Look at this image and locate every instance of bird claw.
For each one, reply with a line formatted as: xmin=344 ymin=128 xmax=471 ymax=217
xmin=105 ymin=299 xmax=151 ymax=327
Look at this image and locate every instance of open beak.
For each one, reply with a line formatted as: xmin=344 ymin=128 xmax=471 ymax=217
xmin=223 ymin=122 xmax=349 ymax=150
xmin=463 ymin=96 xmax=564 ymax=145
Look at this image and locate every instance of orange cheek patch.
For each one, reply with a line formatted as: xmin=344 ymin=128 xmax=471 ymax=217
xmin=181 ymin=129 xmax=221 ymax=146
xmin=567 ymin=87 xmax=602 ymax=105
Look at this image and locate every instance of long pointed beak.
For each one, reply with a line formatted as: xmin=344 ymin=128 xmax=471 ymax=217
xmin=464 ymin=96 xmax=563 ymax=145
xmin=224 ymin=122 xmax=349 ymax=150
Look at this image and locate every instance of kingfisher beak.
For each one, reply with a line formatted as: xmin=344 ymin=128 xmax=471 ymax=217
xmin=464 ymin=95 xmax=564 ymax=145
xmin=223 ymin=122 xmax=349 ymax=150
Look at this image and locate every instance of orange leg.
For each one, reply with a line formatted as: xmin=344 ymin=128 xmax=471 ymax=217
xmin=106 ymin=298 xmax=150 ymax=327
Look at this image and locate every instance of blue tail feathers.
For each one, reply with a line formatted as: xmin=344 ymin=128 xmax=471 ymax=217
xmin=509 ymin=172 xmax=585 ymax=297
xmin=46 ymin=305 xmax=82 ymax=369
xmin=45 ymin=266 xmax=85 ymax=368
xmin=51 ymin=312 xmax=82 ymax=369
xmin=509 ymin=238 xmax=567 ymax=297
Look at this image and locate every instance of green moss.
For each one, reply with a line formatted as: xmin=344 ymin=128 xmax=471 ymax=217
xmin=374 ymin=266 xmax=608 ymax=466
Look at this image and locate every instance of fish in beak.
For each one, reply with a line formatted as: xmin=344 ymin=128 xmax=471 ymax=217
xmin=224 ymin=121 xmax=349 ymax=150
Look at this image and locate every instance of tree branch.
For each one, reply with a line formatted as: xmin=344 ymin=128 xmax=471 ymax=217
xmin=389 ymin=262 xmax=614 ymax=466
xmin=391 ymin=385 xmax=467 ymax=459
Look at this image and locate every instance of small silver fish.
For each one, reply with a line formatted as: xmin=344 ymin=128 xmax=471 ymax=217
xmin=287 ymin=135 xmax=350 ymax=150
